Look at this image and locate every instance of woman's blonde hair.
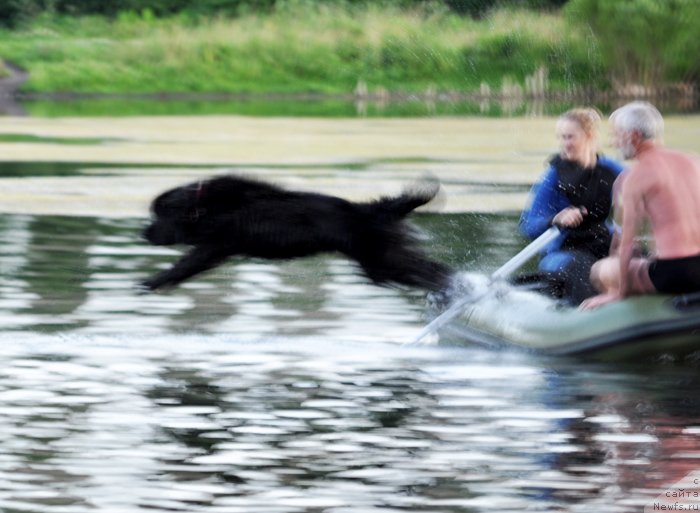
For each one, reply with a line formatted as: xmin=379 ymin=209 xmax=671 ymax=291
xmin=559 ymin=107 xmax=602 ymax=139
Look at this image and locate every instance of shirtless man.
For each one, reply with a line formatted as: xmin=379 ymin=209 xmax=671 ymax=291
xmin=581 ymin=101 xmax=700 ymax=309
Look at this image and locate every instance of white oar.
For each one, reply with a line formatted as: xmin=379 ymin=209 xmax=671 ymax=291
xmin=411 ymin=226 xmax=561 ymax=344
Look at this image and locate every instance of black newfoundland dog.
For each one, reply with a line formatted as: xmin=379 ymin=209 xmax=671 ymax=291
xmin=141 ymin=175 xmax=453 ymax=292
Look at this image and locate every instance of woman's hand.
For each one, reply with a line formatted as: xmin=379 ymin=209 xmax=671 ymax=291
xmin=552 ymin=206 xmax=587 ymax=228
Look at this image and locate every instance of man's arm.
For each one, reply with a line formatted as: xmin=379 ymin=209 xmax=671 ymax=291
xmin=617 ymin=174 xmax=644 ymax=298
xmin=579 ymin=170 xmax=642 ymax=310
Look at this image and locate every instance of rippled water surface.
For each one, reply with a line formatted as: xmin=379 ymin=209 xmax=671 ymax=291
xmin=1 ymin=212 xmax=699 ymax=513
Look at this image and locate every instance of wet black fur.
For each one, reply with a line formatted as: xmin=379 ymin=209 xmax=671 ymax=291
xmin=141 ymin=175 xmax=453 ymax=292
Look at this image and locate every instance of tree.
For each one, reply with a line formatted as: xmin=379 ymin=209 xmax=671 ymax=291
xmin=564 ymin=0 xmax=700 ymax=88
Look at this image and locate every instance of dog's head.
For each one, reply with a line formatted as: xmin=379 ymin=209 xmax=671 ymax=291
xmin=143 ymin=182 xmax=207 ymax=246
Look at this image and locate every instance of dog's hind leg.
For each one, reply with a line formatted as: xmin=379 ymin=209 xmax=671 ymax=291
xmin=142 ymin=245 xmax=231 ymax=291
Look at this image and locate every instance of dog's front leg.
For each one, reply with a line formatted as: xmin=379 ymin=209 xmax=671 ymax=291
xmin=141 ymin=245 xmax=231 ymax=291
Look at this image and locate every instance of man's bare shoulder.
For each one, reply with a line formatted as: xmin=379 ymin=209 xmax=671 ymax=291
xmin=642 ymin=146 xmax=698 ymax=166
xmin=621 ymin=159 xmax=647 ymax=181
xmin=620 ymin=158 xmax=657 ymax=198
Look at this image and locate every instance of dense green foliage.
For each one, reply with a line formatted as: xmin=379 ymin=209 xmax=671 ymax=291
xmin=0 ymin=0 xmax=695 ymax=96
xmin=0 ymin=4 xmax=598 ymax=95
xmin=564 ymin=0 xmax=700 ymax=87
xmin=0 ymin=0 xmax=569 ymax=26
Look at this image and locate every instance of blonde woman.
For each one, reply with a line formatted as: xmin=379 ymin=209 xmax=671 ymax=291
xmin=519 ymin=108 xmax=624 ymax=304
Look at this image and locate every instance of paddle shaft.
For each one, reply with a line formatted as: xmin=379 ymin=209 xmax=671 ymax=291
xmin=411 ymin=226 xmax=560 ymax=344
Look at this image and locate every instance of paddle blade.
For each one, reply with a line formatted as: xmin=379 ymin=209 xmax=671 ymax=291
xmin=410 ymin=226 xmax=561 ymax=345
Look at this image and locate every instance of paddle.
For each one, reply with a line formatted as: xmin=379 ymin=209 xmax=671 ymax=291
xmin=411 ymin=226 xmax=561 ymax=344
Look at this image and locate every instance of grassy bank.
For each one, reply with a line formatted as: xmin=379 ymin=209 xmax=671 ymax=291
xmin=0 ymin=4 xmax=602 ymax=96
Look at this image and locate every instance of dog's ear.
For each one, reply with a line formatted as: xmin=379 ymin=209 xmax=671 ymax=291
xmin=152 ymin=187 xmax=192 ymax=216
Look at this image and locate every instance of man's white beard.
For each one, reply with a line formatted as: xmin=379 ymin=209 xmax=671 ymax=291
xmin=618 ymin=141 xmax=636 ymax=160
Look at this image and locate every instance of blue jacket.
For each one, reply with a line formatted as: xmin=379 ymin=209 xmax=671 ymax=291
xmin=520 ymin=155 xmax=625 ymax=260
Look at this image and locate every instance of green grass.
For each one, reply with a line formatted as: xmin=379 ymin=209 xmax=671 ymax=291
xmin=0 ymin=133 xmax=118 ymax=144
xmin=0 ymin=4 xmax=603 ymax=95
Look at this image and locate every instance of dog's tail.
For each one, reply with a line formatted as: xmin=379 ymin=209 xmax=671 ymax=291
xmin=368 ymin=178 xmax=442 ymax=219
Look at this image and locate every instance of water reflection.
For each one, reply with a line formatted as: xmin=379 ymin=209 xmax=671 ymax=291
xmin=0 ymin=212 xmax=518 ymax=336
xmin=0 ymin=212 xmax=699 ymax=512
xmin=15 ymin=93 xmax=700 ymax=118
xmin=0 ymin=338 xmax=698 ymax=512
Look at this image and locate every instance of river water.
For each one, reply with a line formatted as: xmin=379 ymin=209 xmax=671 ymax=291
xmin=0 ymin=211 xmax=699 ymax=512
xmin=0 ymin=107 xmax=699 ymax=511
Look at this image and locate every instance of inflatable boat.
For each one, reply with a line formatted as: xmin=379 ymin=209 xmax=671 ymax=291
xmin=438 ymin=283 xmax=700 ymax=362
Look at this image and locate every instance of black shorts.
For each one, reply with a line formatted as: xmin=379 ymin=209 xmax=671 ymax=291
xmin=648 ymin=253 xmax=700 ymax=294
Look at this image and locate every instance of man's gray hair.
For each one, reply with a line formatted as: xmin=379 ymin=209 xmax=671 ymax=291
xmin=610 ymin=101 xmax=664 ymax=140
